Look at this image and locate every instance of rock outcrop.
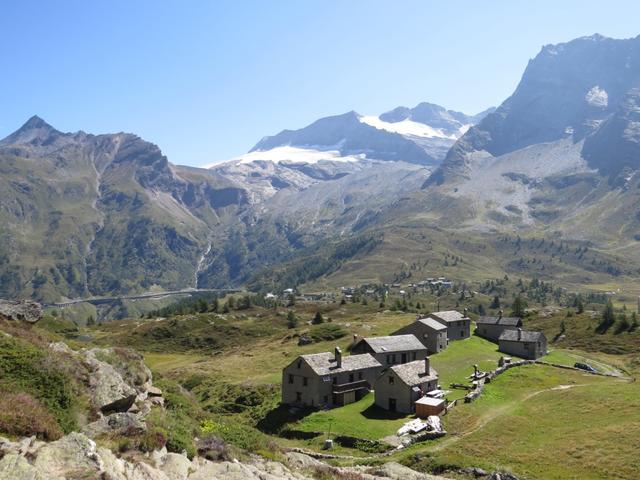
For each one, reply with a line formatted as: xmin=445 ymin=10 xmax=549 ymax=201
xmin=0 ymin=433 xmax=452 ymax=480
xmin=0 ymin=299 xmax=43 ymax=324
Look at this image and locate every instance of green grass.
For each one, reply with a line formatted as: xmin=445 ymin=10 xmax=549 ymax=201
xmin=402 ymin=364 xmax=639 ymax=480
xmin=430 ymin=335 xmax=504 ymax=399
xmin=293 ymin=393 xmax=411 ymax=441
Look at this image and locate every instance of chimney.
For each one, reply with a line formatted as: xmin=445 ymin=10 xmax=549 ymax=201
xmin=517 ymin=328 xmax=522 ymax=340
xmin=424 ymin=356 xmax=430 ymax=374
xmin=463 ymin=308 xmax=468 ymax=317
xmin=498 ymin=309 xmax=503 ymax=319
xmin=335 ymin=347 xmax=342 ymax=368
xmin=353 ymin=334 xmax=359 ymax=344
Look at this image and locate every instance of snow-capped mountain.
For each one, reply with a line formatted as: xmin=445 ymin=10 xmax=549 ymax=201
xmin=206 ymin=103 xmax=491 ymax=203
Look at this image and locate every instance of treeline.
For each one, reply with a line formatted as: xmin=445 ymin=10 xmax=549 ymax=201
xmin=247 ymin=233 xmax=382 ymax=293
xmin=145 ymin=292 xmax=288 ymax=318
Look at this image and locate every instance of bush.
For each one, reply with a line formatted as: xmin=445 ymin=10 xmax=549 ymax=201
xmin=0 ymin=393 xmax=62 ymax=440
xmin=201 ymin=419 xmax=277 ymax=457
xmin=0 ymin=335 xmax=78 ymax=433
xmin=197 ymin=435 xmax=230 ymax=461
xmin=308 ymin=323 xmax=347 ymax=343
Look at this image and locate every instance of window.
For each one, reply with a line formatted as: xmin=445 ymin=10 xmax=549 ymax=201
xmin=288 ymin=374 xmax=294 ymax=384
xmin=391 ymin=354 xmax=396 ymax=363
xmin=386 ymin=354 xmax=391 ymax=364
xmin=297 ymin=360 xmax=302 ymax=369
xmin=460 ymin=330 xmax=464 ymax=337
xmin=349 ymin=373 xmax=354 ymax=383
xmin=303 ymin=377 xmax=308 ymax=386
xmin=333 ymin=377 xmax=338 ymax=385
xmin=389 ymin=376 xmax=395 ymax=385
xmin=358 ymin=371 xmax=363 ymax=380
xmin=296 ymin=392 xmax=302 ymax=402
xmin=524 ymin=343 xmax=530 ymax=350
xmin=411 ymin=352 xmax=416 ymax=361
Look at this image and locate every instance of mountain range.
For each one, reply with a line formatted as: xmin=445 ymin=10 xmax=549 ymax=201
xmin=1 ymin=33 xmax=639 ymax=308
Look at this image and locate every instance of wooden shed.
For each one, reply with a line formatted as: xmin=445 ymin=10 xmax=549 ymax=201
xmin=415 ymin=396 xmax=445 ymax=418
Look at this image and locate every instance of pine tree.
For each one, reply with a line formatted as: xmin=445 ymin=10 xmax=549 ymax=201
xmin=595 ymin=300 xmax=615 ymax=334
xmin=286 ymin=311 xmax=298 ymax=329
xmin=312 ymin=311 xmax=324 ymax=324
xmin=511 ymin=295 xmax=528 ymax=318
xmin=86 ymin=315 xmax=95 ymax=327
xmin=576 ymin=296 xmax=584 ymax=314
xmin=490 ymin=295 xmax=501 ymax=309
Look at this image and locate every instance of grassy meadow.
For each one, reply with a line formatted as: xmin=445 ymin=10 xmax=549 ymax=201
xmin=49 ymin=285 xmax=640 ymax=479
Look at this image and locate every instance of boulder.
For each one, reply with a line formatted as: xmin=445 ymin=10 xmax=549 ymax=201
xmin=0 ymin=453 xmax=50 ymax=480
xmin=33 ymin=433 xmax=103 ymax=479
xmin=146 ymin=386 xmax=163 ymax=397
xmin=0 ymin=299 xmax=43 ymax=324
xmin=82 ymin=412 xmax=146 ymax=438
xmin=85 ymin=351 xmax=137 ymax=413
xmin=154 ymin=451 xmax=193 ymax=480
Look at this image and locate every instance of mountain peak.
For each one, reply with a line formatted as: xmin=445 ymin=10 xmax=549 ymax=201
xmin=21 ymin=115 xmax=52 ymax=130
xmin=1 ymin=115 xmax=63 ymax=146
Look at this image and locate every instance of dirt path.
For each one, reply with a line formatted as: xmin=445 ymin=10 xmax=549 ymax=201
xmin=428 ymin=383 xmax=590 ymax=452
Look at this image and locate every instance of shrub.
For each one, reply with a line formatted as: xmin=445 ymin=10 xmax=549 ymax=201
xmin=197 ymin=435 xmax=230 ymax=461
xmin=0 ymin=335 xmax=78 ymax=433
xmin=308 ymin=323 xmax=347 ymax=343
xmin=0 ymin=393 xmax=62 ymax=440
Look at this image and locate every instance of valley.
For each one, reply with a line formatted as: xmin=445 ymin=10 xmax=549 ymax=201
xmin=2 ymin=23 xmax=640 ymax=480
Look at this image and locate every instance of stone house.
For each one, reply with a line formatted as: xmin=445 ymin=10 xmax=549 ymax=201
xmin=498 ymin=329 xmax=547 ymax=360
xmin=428 ymin=310 xmax=471 ymax=341
xmin=351 ymin=335 xmax=428 ymax=367
xmin=281 ymin=347 xmax=382 ymax=408
xmin=391 ymin=317 xmax=448 ymax=354
xmin=374 ymin=358 xmax=439 ymax=414
xmin=475 ymin=314 xmax=523 ymax=341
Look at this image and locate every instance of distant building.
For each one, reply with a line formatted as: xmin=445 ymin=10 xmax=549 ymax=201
xmin=428 ymin=310 xmax=471 ymax=341
xmin=498 ymin=329 xmax=547 ymax=360
xmin=351 ymin=335 xmax=428 ymax=367
xmin=475 ymin=314 xmax=523 ymax=341
xmin=374 ymin=358 xmax=439 ymax=414
xmin=391 ymin=317 xmax=448 ymax=354
xmin=281 ymin=347 xmax=382 ymax=408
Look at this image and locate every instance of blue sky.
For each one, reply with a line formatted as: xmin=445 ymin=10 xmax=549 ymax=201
xmin=1 ymin=1 xmax=639 ymax=167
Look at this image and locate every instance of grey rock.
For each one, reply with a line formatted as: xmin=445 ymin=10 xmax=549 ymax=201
xmin=0 ymin=299 xmax=43 ymax=324
xmin=0 ymin=453 xmax=49 ymax=480
xmin=83 ymin=412 xmax=146 ymax=438
xmin=85 ymin=350 xmax=138 ymax=413
xmin=33 ymin=432 xmax=103 ymax=479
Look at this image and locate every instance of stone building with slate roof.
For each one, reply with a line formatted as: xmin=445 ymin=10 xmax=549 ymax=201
xmin=498 ymin=328 xmax=547 ymax=359
xmin=475 ymin=314 xmax=523 ymax=341
xmin=281 ymin=347 xmax=382 ymax=408
xmin=350 ymin=334 xmax=428 ymax=367
xmin=428 ymin=310 xmax=471 ymax=341
xmin=374 ymin=358 xmax=439 ymax=413
xmin=392 ymin=316 xmax=448 ymax=354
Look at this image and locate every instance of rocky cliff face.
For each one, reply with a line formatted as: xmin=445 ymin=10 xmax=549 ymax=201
xmin=428 ymin=34 xmax=640 ymax=185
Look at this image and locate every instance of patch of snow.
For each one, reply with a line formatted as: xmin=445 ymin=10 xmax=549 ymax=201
xmin=204 ymin=145 xmax=365 ymax=168
xmin=585 ymin=86 xmax=608 ymax=108
xmin=359 ymin=115 xmax=459 ymax=140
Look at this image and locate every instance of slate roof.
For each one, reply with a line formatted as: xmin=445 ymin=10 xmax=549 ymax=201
xmin=357 ymin=334 xmax=426 ymax=353
xmin=429 ymin=310 xmax=468 ymax=323
xmin=476 ymin=316 xmax=522 ymax=326
xmin=498 ymin=330 xmax=546 ymax=343
xmin=417 ymin=317 xmax=448 ymax=331
xmin=389 ymin=360 xmax=438 ymax=387
xmin=301 ymin=352 xmax=381 ymax=376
